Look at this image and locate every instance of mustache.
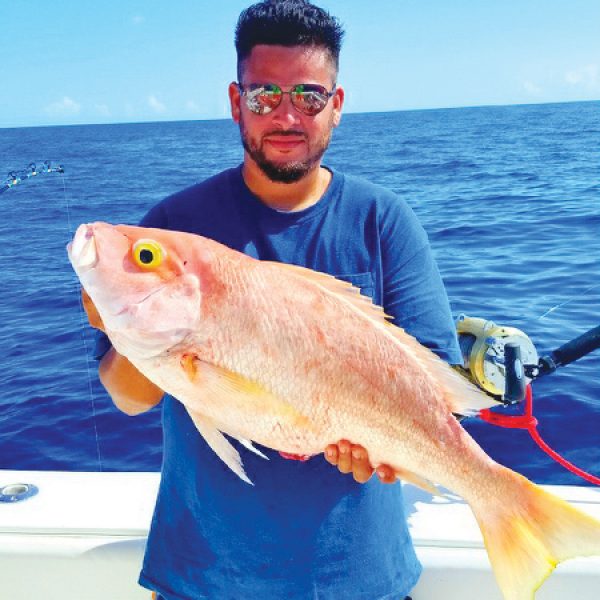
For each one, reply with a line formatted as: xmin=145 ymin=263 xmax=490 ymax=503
xmin=263 ymin=130 xmax=306 ymax=138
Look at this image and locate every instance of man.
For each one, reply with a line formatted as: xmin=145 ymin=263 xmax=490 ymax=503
xmin=88 ymin=1 xmax=462 ymax=598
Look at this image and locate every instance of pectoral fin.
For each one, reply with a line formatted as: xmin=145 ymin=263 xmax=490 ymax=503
xmin=395 ymin=467 xmax=441 ymax=496
xmin=181 ymin=353 xmax=199 ymax=382
xmin=186 ymin=409 xmax=254 ymax=485
xmin=179 ymin=354 xmax=312 ymax=431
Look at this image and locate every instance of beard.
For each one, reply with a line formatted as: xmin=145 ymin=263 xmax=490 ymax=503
xmin=239 ymin=116 xmax=333 ymax=184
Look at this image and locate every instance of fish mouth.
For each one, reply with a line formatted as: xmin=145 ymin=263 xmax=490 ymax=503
xmin=68 ymin=224 xmax=98 ymax=271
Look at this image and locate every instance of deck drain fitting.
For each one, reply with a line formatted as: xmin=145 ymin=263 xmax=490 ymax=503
xmin=0 ymin=483 xmax=39 ymax=503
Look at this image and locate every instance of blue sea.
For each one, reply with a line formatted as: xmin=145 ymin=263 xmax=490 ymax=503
xmin=1 ymin=101 xmax=599 ymax=485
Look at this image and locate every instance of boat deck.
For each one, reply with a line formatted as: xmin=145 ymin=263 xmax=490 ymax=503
xmin=1 ymin=470 xmax=599 ymax=599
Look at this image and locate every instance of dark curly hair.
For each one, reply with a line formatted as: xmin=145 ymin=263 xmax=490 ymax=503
xmin=235 ymin=0 xmax=345 ymax=80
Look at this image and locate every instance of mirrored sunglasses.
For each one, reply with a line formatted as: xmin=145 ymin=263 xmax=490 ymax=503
xmin=237 ymin=83 xmax=336 ymax=116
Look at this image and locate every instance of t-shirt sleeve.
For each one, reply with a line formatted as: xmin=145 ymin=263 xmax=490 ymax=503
xmin=93 ymin=330 xmax=112 ymax=360
xmin=379 ymin=201 xmax=462 ymax=365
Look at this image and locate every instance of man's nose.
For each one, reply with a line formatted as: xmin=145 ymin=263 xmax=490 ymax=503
xmin=270 ymin=95 xmax=301 ymax=129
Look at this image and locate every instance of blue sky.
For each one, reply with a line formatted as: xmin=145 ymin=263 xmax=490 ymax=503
xmin=1 ymin=0 xmax=599 ymax=128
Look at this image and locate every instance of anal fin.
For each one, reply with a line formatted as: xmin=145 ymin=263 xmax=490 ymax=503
xmin=395 ymin=467 xmax=441 ymax=496
xmin=234 ymin=437 xmax=269 ymax=460
xmin=186 ymin=408 xmax=254 ymax=485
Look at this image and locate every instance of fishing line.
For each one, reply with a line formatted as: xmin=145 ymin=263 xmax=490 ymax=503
xmin=2 ymin=162 xmax=104 ymax=471
xmin=61 ymin=170 xmax=104 ymax=471
xmin=537 ymin=283 xmax=600 ymax=320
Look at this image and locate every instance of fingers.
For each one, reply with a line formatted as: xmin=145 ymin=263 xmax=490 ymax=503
xmin=375 ymin=464 xmax=396 ymax=484
xmin=324 ymin=443 xmax=339 ymax=466
xmin=81 ymin=287 xmax=105 ymax=331
xmin=325 ymin=440 xmax=364 ymax=478
xmin=350 ymin=444 xmax=374 ymax=483
xmin=337 ymin=439 xmax=354 ymax=474
xmin=325 ymin=440 xmax=396 ymax=484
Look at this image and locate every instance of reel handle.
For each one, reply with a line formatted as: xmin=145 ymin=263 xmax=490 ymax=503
xmin=504 ymin=343 xmax=527 ymax=403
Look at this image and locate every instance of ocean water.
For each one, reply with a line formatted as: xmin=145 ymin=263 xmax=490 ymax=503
xmin=0 ymin=101 xmax=599 ymax=484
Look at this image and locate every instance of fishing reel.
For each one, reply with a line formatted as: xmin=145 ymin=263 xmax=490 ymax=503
xmin=456 ymin=315 xmax=600 ymax=485
xmin=456 ymin=314 xmax=600 ymax=405
xmin=456 ymin=315 xmax=538 ymax=405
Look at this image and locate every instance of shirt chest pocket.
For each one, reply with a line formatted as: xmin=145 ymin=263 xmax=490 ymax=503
xmin=333 ymin=272 xmax=375 ymax=299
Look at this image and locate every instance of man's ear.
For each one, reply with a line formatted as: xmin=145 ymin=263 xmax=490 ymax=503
xmin=332 ymin=85 xmax=344 ymax=127
xmin=229 ymin=82 xmax=241 ymax=123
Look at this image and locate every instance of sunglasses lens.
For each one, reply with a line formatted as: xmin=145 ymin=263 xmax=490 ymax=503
xmin=241 ymin=83 xmax=333 ymax=116
xmin=245 ymin=84 xmax=282 ymax=115
xmin=292 ymin=84 xmax=330 ymax=116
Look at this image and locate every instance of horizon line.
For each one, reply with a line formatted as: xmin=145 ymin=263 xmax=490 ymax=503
xmin=1 ymin=98 xmax=598 ymax=131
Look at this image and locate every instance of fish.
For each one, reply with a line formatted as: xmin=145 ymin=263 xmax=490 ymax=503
xmin=68 ymin=221 xmax=600 ymax=600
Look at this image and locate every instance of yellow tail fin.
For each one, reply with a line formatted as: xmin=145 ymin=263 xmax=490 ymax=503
xmin=473 ymin=469 xmax=600 ymax=600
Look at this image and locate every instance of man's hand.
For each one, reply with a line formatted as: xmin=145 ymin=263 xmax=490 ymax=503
xmin=81 ymin=288 xmax=105 ymax=332
xmin=324 ymin=439 xmax=396 ymax=484
xmin=79 ymin=289 xmax=164 ymax=415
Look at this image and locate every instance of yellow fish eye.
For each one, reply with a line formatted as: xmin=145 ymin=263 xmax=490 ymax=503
xmin=132 ymin=239 xmax=165 ymax=269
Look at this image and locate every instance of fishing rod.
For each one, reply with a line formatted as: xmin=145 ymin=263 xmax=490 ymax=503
xmin=457 ymin=315 xmax=600 ymax=484
xmin=0 ymin=161 xmax=64 ymax=194
xmin=531 ymin=325 xmax=600 ymax=380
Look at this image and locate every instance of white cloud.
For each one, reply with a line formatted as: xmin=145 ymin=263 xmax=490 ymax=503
xmin=44 ymin=96 xmax=81 ymax=115
xmin=148 ymin=95 xmax=166 ymax=113
xmin=523 ymin=80 xmax=542 ymax=95
xmin=565 ymin=64 xmax=599 ymax=89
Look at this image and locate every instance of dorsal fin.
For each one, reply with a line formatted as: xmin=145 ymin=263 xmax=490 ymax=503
xmin=267 ymin=261 xmax=495 ymax=416
xmin=266 ymin=261 xmax=393 ymax=322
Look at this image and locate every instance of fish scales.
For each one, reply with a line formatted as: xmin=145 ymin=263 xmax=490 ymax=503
xmin=191 ymin=252 xmax=458 ymax=472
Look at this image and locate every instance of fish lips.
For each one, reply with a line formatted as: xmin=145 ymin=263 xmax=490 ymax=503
xmin=68 ymin=223 xmax=99 ymax=272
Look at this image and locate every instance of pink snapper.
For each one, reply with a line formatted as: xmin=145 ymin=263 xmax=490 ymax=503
xmin=68 ymin=222 xmax=600 ymax=600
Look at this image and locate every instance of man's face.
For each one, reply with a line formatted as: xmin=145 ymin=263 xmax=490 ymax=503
xmin=229 ymin=44 xmax=344 ymax=183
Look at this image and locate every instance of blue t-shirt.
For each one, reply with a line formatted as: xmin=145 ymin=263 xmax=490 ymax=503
xmin=118 ymin=166 xmax=460 ymax=599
